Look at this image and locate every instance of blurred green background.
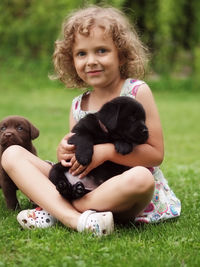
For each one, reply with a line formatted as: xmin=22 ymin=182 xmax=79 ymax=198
xmin=0 ymin=2 xmax=200 ymax=266
xmin=1 ymin=0 xmax=200 ymax=81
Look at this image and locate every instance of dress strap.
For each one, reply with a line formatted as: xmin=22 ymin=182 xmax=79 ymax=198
xmin=72 ymin=91 xmax=91 ymax=122
xmin=120 ymin=78 xmax=146 ymax=98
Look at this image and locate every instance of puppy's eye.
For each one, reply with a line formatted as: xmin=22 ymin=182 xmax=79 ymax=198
xmin=17 ymin=126 xmax=23 ymax=131
xmin=0 ymin=126 xmax=6 ymax=131
xmin=129 ymin=117 xmax=136 ymax=123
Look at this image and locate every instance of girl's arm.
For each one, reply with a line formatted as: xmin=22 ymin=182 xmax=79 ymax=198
xmin=109 ymin=82 xmax=164 ymax=167
xmin=56 ymin=108 xmax=77 ymax=167
xmin=109 ymin=83 xmax=164 ymax=166
xmin=77 ymin=84 xmax=164 ymax=178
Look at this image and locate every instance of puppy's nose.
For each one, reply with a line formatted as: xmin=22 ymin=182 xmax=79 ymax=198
xmin=142 ymin=128 xmax=148 ymax=133
xmin=4 ymin=132 xmax=13 ymax=137
xmin=141 ymin=127 xmax=149 ymax=137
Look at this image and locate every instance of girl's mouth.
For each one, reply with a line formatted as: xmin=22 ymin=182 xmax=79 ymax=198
xmin=87 ymin=70 xmax=103 ymax=76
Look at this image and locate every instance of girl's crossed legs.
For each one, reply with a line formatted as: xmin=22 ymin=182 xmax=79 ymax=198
xmin=1 ymin=145 xmax=155 ymax=234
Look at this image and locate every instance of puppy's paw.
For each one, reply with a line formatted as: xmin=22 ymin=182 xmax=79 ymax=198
xmin=114 ymin=141 xmax=133 ymax=155
xmin=6 ymin=201 xmax=20 ymax=211
xmin=76 ymin=150 xmax=92 ymax=166
xmin=56 ymin=180 xmax=72 ymax=198
xmin=72 ymin=182 xmax=87 ymax=199
xmin=68 ymin=135 xmax=76 ymax=145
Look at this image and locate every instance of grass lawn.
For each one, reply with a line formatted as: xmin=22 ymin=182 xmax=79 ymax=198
xmin=0 ymin=64 xmax=200 ymax=267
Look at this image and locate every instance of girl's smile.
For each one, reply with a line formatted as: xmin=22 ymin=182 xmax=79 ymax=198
xmin=86 ymin=70 xmax=103 ymax=76
xmin=72 ymin=27 xmax=123 ymax=90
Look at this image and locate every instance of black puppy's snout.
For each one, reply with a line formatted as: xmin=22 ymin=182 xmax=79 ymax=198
xmin=137 ymin=125 xmax=149 ymax=142
xmin=141 ymin=127 xmax=148 ymax=135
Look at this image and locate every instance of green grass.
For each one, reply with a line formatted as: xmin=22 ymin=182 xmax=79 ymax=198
xmin=0 ymin=64 xmax=200 ymax=267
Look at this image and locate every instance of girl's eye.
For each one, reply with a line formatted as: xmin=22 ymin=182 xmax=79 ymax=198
xmin=77 ymin=51 xmax=86 ymax=57
xmin=17 ymin=126 xmax=23 ymax=131
xmin=98 ymin=48 xmax=107 ymax=54
xmin=0 ymin=126 xmax=6 ymax=131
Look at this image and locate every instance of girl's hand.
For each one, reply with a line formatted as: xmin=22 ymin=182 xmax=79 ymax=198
xmin=68 ymin=156 xmax=87 ymax=176
xmin=57 ymin=133 xmax=75 ymax=167
xmin=71 ymin=144 xmax=112 ymax=178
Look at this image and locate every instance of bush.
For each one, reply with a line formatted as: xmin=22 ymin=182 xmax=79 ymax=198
xmin=0 ymin=0 xmax=80 ymax=59
xmin=0 ymin=0 xmax=199 ymax=78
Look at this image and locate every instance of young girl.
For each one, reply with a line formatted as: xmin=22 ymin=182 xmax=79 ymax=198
xmin=1 ymin=6 xmax=181 ymax=235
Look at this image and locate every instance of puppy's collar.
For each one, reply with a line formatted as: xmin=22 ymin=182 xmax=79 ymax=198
xmin=98 ymin=119 xmax=108 ymax=133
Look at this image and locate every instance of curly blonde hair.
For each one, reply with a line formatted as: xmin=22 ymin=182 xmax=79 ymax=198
xmin=52 ymin=5 xmax=148 ymax=88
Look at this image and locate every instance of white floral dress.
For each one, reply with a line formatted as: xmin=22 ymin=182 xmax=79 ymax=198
xmin=71 ymin=79 xmax=181 ymax=223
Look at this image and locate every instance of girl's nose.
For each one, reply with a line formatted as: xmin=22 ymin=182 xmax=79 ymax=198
xmin=86 ymin=53 xmax=98 ymax=66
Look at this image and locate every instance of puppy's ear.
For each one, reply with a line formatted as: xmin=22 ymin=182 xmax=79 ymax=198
xmin=99 ymin=103 xmax=120 ymax=131
xmin=29 ymin=122 xmax=39 ymax=140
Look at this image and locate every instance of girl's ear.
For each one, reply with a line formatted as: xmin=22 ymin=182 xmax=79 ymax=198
xmin=119 ymin=57 xmax=126 ymax=66
xmin=118 ymin=52 xmax=126 ymax=66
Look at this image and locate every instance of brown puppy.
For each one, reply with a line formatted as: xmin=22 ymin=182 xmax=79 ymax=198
xmin=0 ymin=115 xmax=39 ymax=210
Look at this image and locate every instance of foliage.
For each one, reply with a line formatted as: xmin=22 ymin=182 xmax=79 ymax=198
xmin=0 ymin=0 xmax=79 ymax=59
xmin=0 ymin=0 xmax=200 ymax=79
xmin=0 ymin=66 xmax=200 ymax=267
xmin=123 ymin=0 xmax=199 ymax=77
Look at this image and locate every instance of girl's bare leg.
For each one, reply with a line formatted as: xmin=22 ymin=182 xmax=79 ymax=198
xmin=2 ymin=145 xmax=154 ymax=228
xmin=1 ymin=145 xmax=80 ymax=229
xmin=73 ymin=167 xmax=155 ymax=223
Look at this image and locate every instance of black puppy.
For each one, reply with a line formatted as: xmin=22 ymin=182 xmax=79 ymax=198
xmin=49 ymin=96 xmax=148 ymax=200
xmin=0 ymin=115 xmax=39 ymax=209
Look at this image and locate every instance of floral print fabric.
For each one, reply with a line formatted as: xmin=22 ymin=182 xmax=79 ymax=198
xmin=72 ymin=79 xmax=145 ymax=121
xmin=135 ymin=167 xmax=181 ymax=223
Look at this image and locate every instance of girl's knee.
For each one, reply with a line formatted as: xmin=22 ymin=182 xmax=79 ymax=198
xmin=1 ymin=145 xmax=24 ymax=169
xmin=125 ymin=166 xmax=155 ymax=195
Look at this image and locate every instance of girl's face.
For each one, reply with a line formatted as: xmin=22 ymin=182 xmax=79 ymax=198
xmin=72 ymin=26 xmax=122 ymax=89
